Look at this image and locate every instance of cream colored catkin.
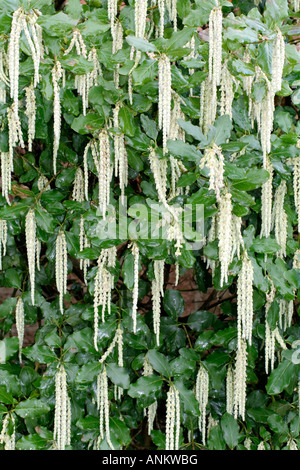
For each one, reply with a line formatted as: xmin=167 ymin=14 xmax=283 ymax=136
xmin=200 ymin=144 xmax=224 ymax=201
xmin=271 ymin=29 xmax=285 ymax=94
xmin=165 ymin=384 xmax=180 ymax=450
xmin=113 ymin=103 xmax=128 ymax=204
xmin=8 ymin=8 xmax=42 ymax=127
xmin=271 ymin=180 xmax=287 ymax=258
xmin=92 ymin=129 xmax=112 ymax=218
xmin=52 ymin=61 xmax=63 ymax=174
xmin=195 ymin=364 xmax=209 ymax=445
xmin=25 ymin=208 xmax=36 ymax=305
xmin=24 ymin=84 xmax=36 ymax=152
xmin=97 ymin=367 xmax=114 ymax=450
xmin=208 ymin=5 xmax=223 ymax=87
xmin=152 ymin=260 xmax=165 ymax=345
xmin=132 ymin=242 xmax=140 ymax=334
xmin=237 ymin=253 xmax=254 ymax=348
xmin=93 ymin=247 xmax=116 ymax=349
xmin=0 ymin=220 xmax=7 ymax=271
xmin=158 ymin=54 xmax=172 ymax=154
xmin=7 ymin=103 xmax=24 ymax=175
xmin=143 ymin=357 xmax=158 ymax=434
xmin=0 ymin=414 xmax=15 ymax=450
xmin=264 ymin=281 xmax=275 ymax=374
xmin=220 ymin=61 xmax=235 ymax=118
xmin=54 ymin=364 xmax=71 ymax=450
xmin=291 ymin=156 xmax=300 ymax=228
xmin=15 ymin=297 xmax=24 ymax=363
xmin=218 ymin=192 xmax=232 ymax=287
xmin=0 ymin=152 xmax=12 ymax=205
xmin=233 ymin=339 xmax=247 ymax=421
xmin=226 ymin=365 xmax=235 ymax=415
xmin=260 ymin=157 xmax=273 ymax=238
xmin=55 ymin=231 xmax=68 ymax=314
xmin=199 ymin=76 xmax=217 ymax=135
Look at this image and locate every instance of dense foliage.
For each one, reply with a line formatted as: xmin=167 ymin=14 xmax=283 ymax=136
xmin=0 ymin=0 xmax=300 ymax=451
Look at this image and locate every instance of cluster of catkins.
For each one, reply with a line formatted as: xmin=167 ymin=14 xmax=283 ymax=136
xmin=0 ymin=0 xmax=299 ymax=452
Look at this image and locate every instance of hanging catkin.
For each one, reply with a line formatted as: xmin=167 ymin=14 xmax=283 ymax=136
xmin=271 ymin=29 xmax=285 ymax=94
xmin=152 ymin=260 xmax=165 ymax=345
xmin=0 ymin=50 xmax=9 ymax=103
xmin=237 ymin=253 xmax=254 ymax=348
xmin=218 ymin=192 xmax=232 ymax=287
xmin=54 ymin=364 xmax=71 ymax=450
xmin=291 ymin=156 xmax=300 ymax=227
xmin=15 ymin=297 xmax=24 ymax=363
xmin=195 ymin=364 xmax=209 ymax=445
xmin=158 ymin=54 xmax=172 ymax=154
xmin=233 ymin=339 xmax=247 ymax=421
xmin=131 ymin=242 xmax=139 ymax=334
xmin=165 ymin=384 xmax=180 ymax=450
xmin=8 ymin=8 xmax=42 ymax=126
xmin=200 ymin=144 xmax=224 ymax=201
xmin=0 ymin=414 xmax=15 ymax=450
xmin=25 ymin=208 xmax=36 ymax=305
xmin=7 ymin=103 xmax=24 ymax=175
xmin=264 ymin=281 xmax=276 ymax=374
xmin=97 ymin=367 xmax=114 ymax=450
xmin=86 ymin=46 xmax=102 ymax=93
xmin=143 ymin=357 xmax=158 ymax=435
xmin=55 ymin=231 xmax=68 ymax=314
xmin=199 ymin=76 xmax=217 ymax=135
xmin=64 ymin=29 xmax=90 ymax=115
xmin=231 ymin=215 xmax=244 ymax=261
xmin=91 ymin=130 xmax=112 ymax=218
xmin=99 ymin=324 xmax=122 ymax=364
xmin=226 ymin=365 xmax=235 ymax=415
xmin=220 ymin=61 xmax=235 ymax=118
xmin=52 ymin=61 xmax=63 ymax=174
xmin=135 ymin=0 xmax=148 ymax=39
xmin=208 ymin=5 xmax=223 ymax=87
xmin=148 ymin=147 xmax=168 ymax=205
xmin=1 ymin=152 xmax=12 ymax=206
xmin=93 ymin=247 xmax=116 ymax=349
xmin=0 ymin=220 xmax=7 ymax=271
xmin=271 ymin=180 xmax=287 ymax=258
xmin=24 ymin=84 xmax=36 ymax=152
xmin=112 ymin=21 xmax=123 ymax=88
xmin=72 ymin=167 xmax=90 ymax=282
xmin=260 ymin=157 xmax=273 ymax=238
xmin=113 ymin=103 xmax=128 ymax=204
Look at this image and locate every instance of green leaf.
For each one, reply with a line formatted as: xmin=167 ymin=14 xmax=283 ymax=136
xmin=23 ymin=344 xmax=57 ymax=364
xmin=147 ymin=350 xmax=170 ymax=378
xmin=174 ymin=380 xmax=200 ymax=416
xmin=16 ymin=434 xmax=49 ymax=450
xmin=71 ymin=114 xmax=105 ymax=135
xmin=266 ymin=359 xmax=298 ymax=395
xmin=106 ymin=363 xmax=130 ymax=389
xmin=221 ymin=413 xmax=240 ymax=449
xmin=128 ymin=375 xmax=163 ymax=406
xmin=37 ymin=12 xmax=78 ymax=36
xmin=163 ymin=289 xmax=185 ymax=319
xmin=251 ymin=237 xmax=281 ymax=254
xmin=15 ymin=399 xmax=51 ymax=419
xmin=75 ymin=362 xmax=102 ymax=384
xmin=167 ymin=140 xmax=202 ymax=162
xmin=35 ymin=205 xmax=56 ymax=233
xmin=207 ymin=115 xmax=232 ymax=146
xmin=126 ymin=36 xmax=158 ymax=52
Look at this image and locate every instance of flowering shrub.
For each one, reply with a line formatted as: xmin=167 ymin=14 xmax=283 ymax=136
xmin=0 ymin=0 xmax=299 ymax=451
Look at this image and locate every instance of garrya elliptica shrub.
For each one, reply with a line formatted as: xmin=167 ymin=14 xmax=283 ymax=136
xmin=0 ymin=0 xmax=299 ymax=451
